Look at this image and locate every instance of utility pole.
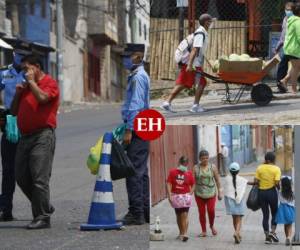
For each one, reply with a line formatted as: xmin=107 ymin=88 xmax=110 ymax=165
xmin=177 ymin=0 xmax=188 ymax=42
xmin=129 ymin=0 xmax=136 ymax=43
xmin=293 ymin=126 xmax=300 ymax=245
xmin=56 ymin=0 xmax=64 ymax=101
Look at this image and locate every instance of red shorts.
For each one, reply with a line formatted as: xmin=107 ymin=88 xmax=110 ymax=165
xmin=176 ymin=64 xmax=207 ymax=89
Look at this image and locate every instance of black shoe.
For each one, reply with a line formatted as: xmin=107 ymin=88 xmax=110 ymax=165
xmin=0 ymin=211 xmax=14 ymax=222
xmin=49 ymin=205 xmax=55 ymax=214
xmin=269 ymin=232 xmax=279 ymax=243
xmin=122 ymin=212 xmax=134 ymax=221
xmin=27 ymin=219 xmax=51 ymax=230
xmin=277 ymin=82 xmax=288 ymax=93
xmin=122 ymin=214 xmax=145 ymax=226
xmin=265 ymin=235 xmax=272 ymax=244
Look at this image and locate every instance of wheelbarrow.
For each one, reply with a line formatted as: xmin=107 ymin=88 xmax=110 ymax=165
xmin=201 ymin=56 xmax=280 ymax=106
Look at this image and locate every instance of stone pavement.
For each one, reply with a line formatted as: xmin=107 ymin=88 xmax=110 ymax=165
xmin=150 ymin=163 xmax=299 ymax=250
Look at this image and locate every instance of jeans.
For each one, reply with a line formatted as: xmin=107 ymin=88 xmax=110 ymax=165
xmin=258 ymin=187 xmax=278 ymax=233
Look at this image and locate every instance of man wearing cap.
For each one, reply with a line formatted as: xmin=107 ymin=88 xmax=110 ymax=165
xmin=121 ymin=43 xmax=150 ymax=225
xmin=161 ymin=14 xmax=213 ymax=113
xmin=0 ymin=47 xmax=28 ymax=221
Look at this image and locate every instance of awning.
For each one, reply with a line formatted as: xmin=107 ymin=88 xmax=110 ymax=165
xmin=0 ymin=38 xmax=13 ymax=50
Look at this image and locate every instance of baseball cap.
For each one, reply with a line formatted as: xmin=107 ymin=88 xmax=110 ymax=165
xmin=229 ymin=162 xmax=240 ymax=171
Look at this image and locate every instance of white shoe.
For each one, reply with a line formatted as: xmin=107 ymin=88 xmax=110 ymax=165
xmin=189 ymin=104 xmax=205 ymax=113
xmin=160 ymin=102 xmax=175 ymax=113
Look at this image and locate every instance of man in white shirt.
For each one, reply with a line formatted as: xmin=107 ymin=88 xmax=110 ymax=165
xmin=220 ymin=143 xmax=229 ymax=176
xmin=161 ymin=14 xmax=213 ymax=113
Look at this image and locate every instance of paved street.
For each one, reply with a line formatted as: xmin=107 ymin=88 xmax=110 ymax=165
xmin=150 ymin=164 xmax=300 ymax=250
xmin=151 ymin=90 xmax=300 ymax=124
xmin=0 ymin=103 xmax=149 ymax=250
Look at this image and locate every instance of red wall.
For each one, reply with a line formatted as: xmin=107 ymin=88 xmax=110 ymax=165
xmin=150 ymin=125 xmax=196 ymax=206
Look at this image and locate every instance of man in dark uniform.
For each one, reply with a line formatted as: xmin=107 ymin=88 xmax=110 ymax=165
xmin=0 ymin=45 xmax=28 ymax=221
xmin=121 ymin=44 xmax=150 ymax=225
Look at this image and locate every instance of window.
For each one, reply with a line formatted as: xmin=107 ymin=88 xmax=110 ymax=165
xmin=41 ymin=0 xmax=47 ymax=18
xmin=29 ymin=0 xmax=35 ymax=15
xmin=144 ymin=24 xmax=147 ymax=41
xmin=138 ymin=19 xmax=142 ymax=37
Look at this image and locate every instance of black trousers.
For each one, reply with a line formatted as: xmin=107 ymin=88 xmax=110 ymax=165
xmin=276 ymin=54 xmax=289 ymax=83
xmin=126 ymin=133 xmax=149 ymax=219
xmin=0 ymin=134 xmax=17 ymax=215
xmin=258 ymin=187 xmax=278 ymax=233
xmin=15 ymin=128 xmax=56 ymax=221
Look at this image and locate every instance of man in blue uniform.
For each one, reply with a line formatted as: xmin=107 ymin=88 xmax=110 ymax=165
xmin=0 ymin=48 xmax=27 ymax=221
xmin=121 ymin=43 xmax=150 ymax=225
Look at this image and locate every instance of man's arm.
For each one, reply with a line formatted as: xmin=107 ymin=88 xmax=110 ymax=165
xmin=28 ymin=81 xmax=49 ymax=104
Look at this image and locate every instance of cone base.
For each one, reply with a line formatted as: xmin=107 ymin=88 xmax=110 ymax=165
xmin=80 ymin=221 xmax=123 ymax=231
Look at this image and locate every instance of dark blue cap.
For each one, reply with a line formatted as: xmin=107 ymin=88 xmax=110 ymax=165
xmin=122 ymin=43 xmax=145 ymax=56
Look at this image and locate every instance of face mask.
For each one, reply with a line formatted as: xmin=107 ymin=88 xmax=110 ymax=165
xmin=178 ymin=165 xmax=188 ymax=172
xmin=285 ymin=10 xmax=293 ymax=18
xmin=122 ymin=56 xmax=134 ymax=70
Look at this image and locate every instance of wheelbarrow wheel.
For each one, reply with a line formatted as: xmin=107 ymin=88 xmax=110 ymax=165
xmin=251 ymin=84 xmax=273 ymax=106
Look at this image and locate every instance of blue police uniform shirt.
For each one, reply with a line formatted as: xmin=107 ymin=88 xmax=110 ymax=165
xmin=0 ymin=65 xmax=25 ymax=109
xmin=122 ymin=64 xmax=150 ymax=130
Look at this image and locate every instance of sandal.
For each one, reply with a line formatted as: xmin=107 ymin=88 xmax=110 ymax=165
xmin=234 ymin=234 xmax=240 ymax=244
xmin=211 ymin=227 xmax=217 ymax=236
xmin=182 ymin=235 xmax=189 ymax=242
xmin=198 ymin=232 xmax=207 ymax=237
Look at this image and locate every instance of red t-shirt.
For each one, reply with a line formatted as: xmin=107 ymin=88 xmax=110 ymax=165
xmin=167 ymin=168 xmax=195 ymax=194
xmin=17 ymin=74 xmax=60 ymax=135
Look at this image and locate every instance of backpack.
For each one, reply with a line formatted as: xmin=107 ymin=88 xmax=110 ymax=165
xmin=174 ymin=31 xmax=206 ymax=64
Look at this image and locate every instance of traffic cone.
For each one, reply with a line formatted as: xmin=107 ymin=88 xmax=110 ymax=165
xmin=80 ymin=132 xmax=122 ymax=230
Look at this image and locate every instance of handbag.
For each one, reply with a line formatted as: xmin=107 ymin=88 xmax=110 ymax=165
xmin=171 ymin=193 xmax=192 ymax=208
xmin=110 ymin=138 xmax=136 ymax=180
xmin=246 ymin=185 xmax=260 ymax=211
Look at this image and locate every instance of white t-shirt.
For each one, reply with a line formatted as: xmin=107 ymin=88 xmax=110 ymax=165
xmin=192 ymin=25 xmax=209 ymax=67
xmin=222 ymin=146 xmax=229 ymax=158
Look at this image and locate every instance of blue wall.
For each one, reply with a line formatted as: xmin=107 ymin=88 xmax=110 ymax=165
xmin=232 ymin=125 xmax=253 ymax=167
xmin=19 ymin=0 xmax=51 ymax=45
xmin=221 ymin=125 xmax=233 ymax=163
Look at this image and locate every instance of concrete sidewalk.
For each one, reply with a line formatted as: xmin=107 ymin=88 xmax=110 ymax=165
xmin=150 ymin=173 xmax=300 ymax=250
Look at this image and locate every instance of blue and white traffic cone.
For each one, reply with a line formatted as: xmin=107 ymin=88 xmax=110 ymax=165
xmin=80 ymin=132 xmax=122 ymax=230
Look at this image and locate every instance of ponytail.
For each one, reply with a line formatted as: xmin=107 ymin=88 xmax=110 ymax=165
xmin=230 ymin=170 xmax=239 ymax=198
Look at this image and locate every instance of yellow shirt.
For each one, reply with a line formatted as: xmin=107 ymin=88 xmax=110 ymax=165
xmin=255 ymin=164 xmax=281 ymax=190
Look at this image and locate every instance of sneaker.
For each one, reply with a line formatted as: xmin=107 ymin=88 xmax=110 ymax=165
xmin=160 ymin=102 xmax=175 ymax=113
xmin=265 ymin=235 xmax=272 ymax=244
xmin=269 ymin=232 xmax=279 ymax=243
xmin=285 ymin=238 xmax=291 ymax=246
xmin=189 ymin=104 xmax=205 ymax=113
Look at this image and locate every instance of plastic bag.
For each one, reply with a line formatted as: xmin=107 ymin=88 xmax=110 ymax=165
xmin=112 ymin=124 xmax=126 ymax=143
xmin=246 ymin=185 xmax=260 ymax=211
xmin=86 ymin=136 xmax=103 ymax=175
xmin=5 ymin=115 xmax=20 ymax=143
xmin=110 ymin=138 xmax=135 ymax=180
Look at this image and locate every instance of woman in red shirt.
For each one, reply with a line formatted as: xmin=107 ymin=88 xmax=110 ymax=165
xmin=167 ymin=156 xmax=195 ymax=242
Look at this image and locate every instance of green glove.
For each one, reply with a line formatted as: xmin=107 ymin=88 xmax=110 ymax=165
xmin=5 ymin=115 xmax=20 ymax=143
